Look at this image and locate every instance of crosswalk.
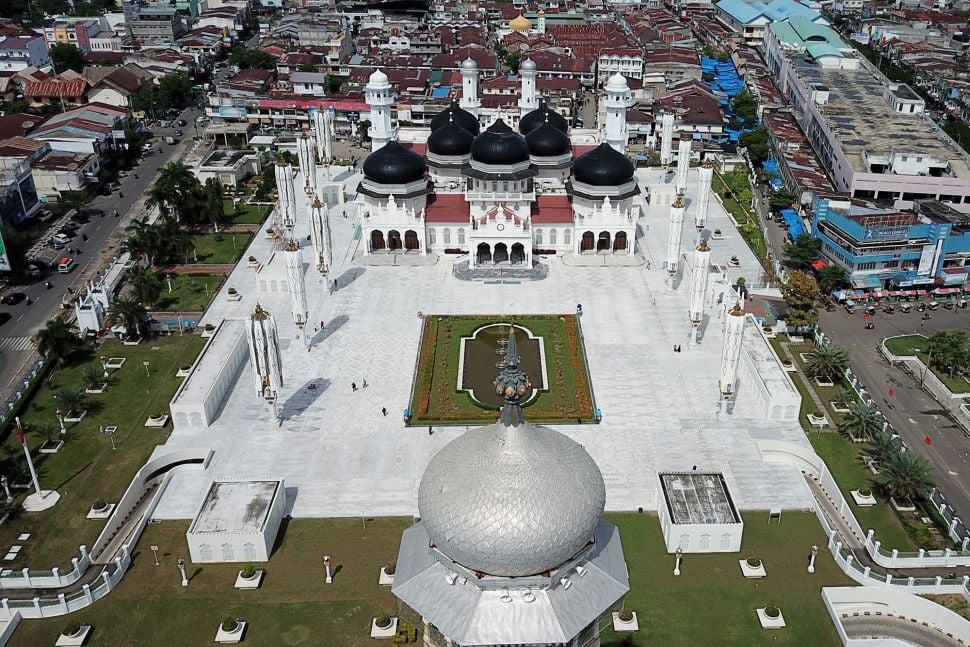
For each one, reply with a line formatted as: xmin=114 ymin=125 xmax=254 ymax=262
xmin=0 ymin=337 xmax=34 ymax=353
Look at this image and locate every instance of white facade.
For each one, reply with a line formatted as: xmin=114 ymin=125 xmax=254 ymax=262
xmin=0 ymin=36 xmax=50 ymax=72
xmin=658 ymin=472 xmax=744 ymax=553
xmin=365 ymin=69 xmax=397 ymax=152
xmin=517 ymin=58 xmax=538 ymax=119
xmin=186 ymin=479 xmax=286 ymax=563
xmin=309 ymin=197 xmax=333 ymax=274
xmin=695 ymin=163 xmax=714 ymax=229
xmin=603 ymin=73 xmax=631 ymax=154
xmin=460 ymin=57 xmax=481 ymax=115
xmin=245 ymin=305 xmax=284 ymax=418
xmin=659 ymin=111 xmax=675 ymax=165
xmin=675 ymin=133 xmax=691 ymax=193
xmin=73 ymin=280 xmax=111 ymax=336
xmin=688 ymin=242 xmax=711 ymax=325
xmin=666 ymin=196 xmax=685 ymax=274
xmin=719 ymin=303 xmax=745 ymax=397
xmin=274 ymin=163 xmax=297 ymax=229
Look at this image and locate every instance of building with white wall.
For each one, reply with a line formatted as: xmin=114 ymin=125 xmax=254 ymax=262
xmin=0 ymin=36 xmax=50 ymax=72
xmin=170 ymin=320 xmax=249 ymax=429
xmin=186 ymin=478 xmax=286 ymax=563
xmin=658 ymin=472 xmax=744 ymax=553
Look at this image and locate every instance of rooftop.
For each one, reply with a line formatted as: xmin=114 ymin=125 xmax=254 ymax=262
xmin=188 ymin=479 xmax=280 ymax=535
xmin=660 ymin=472 xmax=740 ymax=525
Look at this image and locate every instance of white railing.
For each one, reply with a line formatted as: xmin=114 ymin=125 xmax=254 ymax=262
xmin=0 ymin=547 xmax=90 ymax=590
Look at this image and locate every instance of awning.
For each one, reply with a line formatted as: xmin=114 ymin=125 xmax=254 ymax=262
xmin=872 ymin=290 xmax=887 ymax=298
xmin=851 ymin=276 xmax=881 ymax=289
xmin=811 ymin=259 xmax=828 ymax=270
xmin=935 ymin=287 xmax=961 ymax=295
xmin=888 ymin=291 xmax=901 ymax=296
xmin=833 ymin=290 xmax=846 ymax=301
xmin=901 ymin=290 xmax=917 ymax=296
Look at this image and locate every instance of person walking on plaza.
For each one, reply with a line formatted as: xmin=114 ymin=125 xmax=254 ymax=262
xmin=352 ymin=382 xmax=357 ymax=392
xmin=362 ymin=379 xmax=368 ymax=389
xmin=381 ymin=407 xmax=387 ymax=416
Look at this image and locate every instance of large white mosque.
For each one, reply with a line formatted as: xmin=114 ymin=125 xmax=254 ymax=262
xmin=357 ymin=60 xmax=650 ymax=267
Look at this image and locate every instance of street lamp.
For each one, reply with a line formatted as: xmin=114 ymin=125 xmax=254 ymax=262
xmin=808 ymin=544 xmax=819 ymax=573
xmin=674 ymin=547 xmax=683 ymax=576
xmin=177 ymin=556 xmax=188 ymax=586
xmin=143 ymin=361 xmax=150 ymax=377
xmin=0 ymin=476 xmax=11 ymax=503
xmin=150 ymin=544 xmax=160 ymax=566
xmin=323 ymin=554 xmax=332 ymax=584
xmin=56 ymin=408 xmax=66 ymax=435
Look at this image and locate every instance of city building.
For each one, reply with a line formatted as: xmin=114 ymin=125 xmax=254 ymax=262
xmin=43 ymin=16 xmax=122 ymax=54
xmin=29 ymin=103 xmax=129 ymax=156
xmin=765 ymin=16 xmax=970 ymax=212
xmin=31 ymin=150 xmax=100 ymax=201
xmin=715 ymin=0 xmax=827 ymax=46
xmin=122 ymin=1 xmax=188 ymax=44
xmin=0 ymin=35 xmax=50 ymax=72
xmin=23 ymin=77 xmax=88 ymax=108
xmin=0 ymin=137 xmax=46 ymax=225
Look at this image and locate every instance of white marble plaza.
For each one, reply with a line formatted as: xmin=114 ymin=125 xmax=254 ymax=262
xmin=152 ymin=166 xmax=815 ymax=520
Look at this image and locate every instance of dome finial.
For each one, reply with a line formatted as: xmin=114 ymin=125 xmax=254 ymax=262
xmin=493 ymin=322 xmax=531 ymax=427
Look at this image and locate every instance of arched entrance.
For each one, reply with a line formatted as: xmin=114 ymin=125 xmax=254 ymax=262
xmin=581 ymin=231 xmax=595 ymax=252
xmin=493 ymin=243 xmax=509 ymax=264
xmin=404 ymin=230 xmax=419 ymax=251
xmin=371 ymin=230 xmax=386 ymax=251
xmin=476 ymin=242 xmax=491 ymax=265
xmin=388 ymin=230 xmax=402 ymax=251
xmin=613 ymin=231 xmax=627 ymax=252
xmin=510 ymin=243 xmax=525 ymax=264
xmin=597 ymin=231 xmax=611 ymax=252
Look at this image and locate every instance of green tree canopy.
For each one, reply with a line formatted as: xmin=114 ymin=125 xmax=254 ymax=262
xmin=781 ymin=270 xmax=822 ymax=327
xmin=107 ymin=297 xmax=148 ymax=339
xmin=146 ymin=162 xmax=205 ymax=225
xmin=227 ymin=46 xmax=278 ymax=70
xmin=34 ymin=317 xmax=80 ymax=367
xmin=49 ymin=43 xmax=85 ymax=74
xmin=879 ymin=451 xmax=934 ymax=502
xmin=769 ymin=188 xmax=797 ymax=211
xmin=128 ymin=267 xmax=163 ymax=309
xmin=739 ymin=127 xmax=770 ymax=165
xmin=817 ymin=264 xmax=847 ymax=292
xmin=326 ymin=76 xmax=343 ymax=94
xmin=731 ymin=90 xmax=759 ymax=129
xmin=807 ymin=341 xmax=849 ymax=382
xmin=1 ymin=226 xmax=32 ymax=274
xmin=784 ymin=233 xmax=822 ymax=268
xmin=840 ymin=401 xmax=883 ymax=441
xmin=927 ymin=330 xmax=970 ymax=376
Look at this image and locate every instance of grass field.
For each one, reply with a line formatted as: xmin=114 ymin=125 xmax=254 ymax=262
xmin=225 ymin=199 xmax=272 ymax=225
xmin=153 ymin=274 xmax=223 ymax=312
xmin=884 ymin=334 xmax=969 ymax=394
xmin=713 ymin=171 xmax=768 ymax=264
xmin=185 ymin=233 xmax=253 ymax=265
xmin=408 ymin=315 xmax=596 ymax=425
xmin=8 ymin=513 xmax=851 ymax=647
xmin=0 ymin=335 xmax=206 ymax=570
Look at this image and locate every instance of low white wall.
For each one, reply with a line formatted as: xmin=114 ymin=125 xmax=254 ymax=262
xmin=0 ymin=612 xmax=20 ymax=646
xmin=170 ymin=321 xmax=247 ymax=430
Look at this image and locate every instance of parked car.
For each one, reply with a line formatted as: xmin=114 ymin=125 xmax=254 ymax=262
xmin=161 ymin=120 xmax=174 ymax=128
xmin=0 ymin=312 xmax=10 ymax=326
xmin=900 ymin=303 xmax=912 ymax=313
xmin=70 ymin=212 xmax=91 ymax=224
xmin=177 ymin=119 xmax=187 ymax=127
xmin=1 ymin=292 xmax=27 ymax=305
xmin=37 ymin=209 xmax=55 ymax=223
xmin=52 ymin=233 xmax=71 ymax=245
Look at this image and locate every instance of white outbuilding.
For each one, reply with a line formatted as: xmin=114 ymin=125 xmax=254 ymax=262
xmin=186 ymin=478 xmax=286 ymax=563
xmin=658 ymin=471 xmax=743 ymax=553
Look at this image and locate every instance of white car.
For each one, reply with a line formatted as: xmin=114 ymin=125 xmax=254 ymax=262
xmin=52 ymin=233 xmax=71 ymax=246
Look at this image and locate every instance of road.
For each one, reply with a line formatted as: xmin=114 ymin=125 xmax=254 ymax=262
xmin=0 ymin=106 xmax=201 ymax=400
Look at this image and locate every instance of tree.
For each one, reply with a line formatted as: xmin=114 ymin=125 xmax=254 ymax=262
xmin=203 ymin=178 xmax=226 ymax=227
xmin=49 ymin=43 xmax=85 ymax=74
xmin=817 ymin=264 xmax=847 ymax=292
xmin=166 ymin=230 xmax=197 ymax=264
xmin=81 ymin=366 xmax=104 ymax=389
xmin=298 ymin=63 xmax=317 ymax=73
xmin=739 ymin=127 xmax=771 ymax=165
xmin=121 ymin=216 xmax=166 ymax=267
xmin=59 ymin=190 xmax=93 ymax=213
xmin=107 ymin=297 xmax=148 ymax=339
xmin=157 ymin=72 xmax=195 ymax=110
xmin=832 ymin=385 xmax=855 ymax=408
xmin=728 ymin=169 xmax=752 ymax=204
xmin=784 ymin=234 xmax=822 ymax=268
xmin=769 ymin=188 xmax=797 ymax=211
xmin=867 ymin=429 xmax=900 ymax=466
xmin=731 ymin=90 xmax=759 ymax=128
xmin=56 ymin=386 xmax=87 ymax=413
xmin=128 ymin=267 xmax=163 ymax=308
xmin=326 ymin=76 xmax=343 ymax=94
xmin=879 ymin=450 xmax=935 ymax=503
xmin=927 ymin=330 xmax=970 ymax=377
xmin=34 ymin=318 xmax=80 ymax=367
xmin=840 ymin=401 xmax=883 ymax=441
xmin=146 ymin=162 xmax=204 ymax=224
xmin=505 ymin=51 xmax=521 ymax=73
xmin=807 ymin=341 xmax=849 ymax=382
xmin=227 ymin=46 xmax=277 ymax=70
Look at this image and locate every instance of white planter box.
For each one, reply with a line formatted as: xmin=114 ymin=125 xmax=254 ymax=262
xmin=105 ymin=358 xmax=126 ymax=369
xmin=39 ymin=440 xmax=64 ymax=454
xmin=851 ymin=490 xmax=877 ymax=507
xmin=215 ymin=621 xmax=246 ymax=643
xmin=370 ymin=617 xmax=398 ymax=639
xmin=831 ymin=401 xmax=851 ymax=413
xmin=235 ymin=570 xmax=264 ymax=589
xmin=87 ymin=503 xmax=115 ymax=519
xmin=788 ymin=335 xmax=805 ymax=343
xmin=867 ymin=459 xmax=880 ymax=476
xmin=807 ymin=413 xmax=828 ymax=427
xmin=739 ymin=560 xmax=766 ymax=578
xmin=56 ymin=625 xmax=92 ymax=646
xmin=122 ymin=338 xmax=142 ymax=346
xmin=781 ymin=362 xmax=796 ymax=373
xmin=176 ymin=367 xmax=192 ymax=378
xmin=226 ymin=293 xmax=242 ymax=302
xmin=729 ymin=259 xmax=741 ymax=267
xmin=201 ymin=328 xmax=216 ymax=338
xmin=611 ymin=611 xmax=639 ymax=632
xmin=891 ymin=497 xmax=916 ymax=512
xmin=85 ymin=384 xmax=108 ymax=394
xmin=145 ymin=415 xmax=169 ymax=428
xmin=757 ymin=608 xmax=786 ymax=629
xmin=799 ymin=353 xmax=812 ymax=364
xmin=814 ymin=377 xmax=834 ymax=387
xmin=64 ymin=410 xmax=87 ymax=423
xmin=378 ymin=567 xmax=394 ymax=586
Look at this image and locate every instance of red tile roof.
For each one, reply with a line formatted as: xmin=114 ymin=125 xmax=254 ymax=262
xmin=531 ymin=194 xmax=573 ymax=224
xmin=24 ymin=78 xmax=87 ymax=99
xmin=424 ymin=192 xmax=469 ymax=223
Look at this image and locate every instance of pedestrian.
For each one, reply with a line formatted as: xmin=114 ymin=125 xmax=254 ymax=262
xmin=381 ymin=407 xmax=387 ymax=416
xmin=362 ymin=379 xmax=368 ymax=388
xmin=428 ymin=426 xmax=433 ymax=435
xmin=334 ymin=279 xmax=338 ymax=289
xmin=352 ymin=382 xmax=357 ymax=392
xmin=320 ymin=320 xmax=325 ymax=329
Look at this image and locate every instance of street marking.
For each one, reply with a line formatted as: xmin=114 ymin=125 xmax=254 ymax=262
xmin=909 ymin=418 xmax=917 ymax=424
xmin=949 ymin=471 xmax=959 ymax=476
xmin=0 ymin=337 xmax=34 ymax=352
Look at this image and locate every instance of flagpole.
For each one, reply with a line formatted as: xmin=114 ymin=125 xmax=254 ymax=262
xmin=15 ymin=418 xmax=41 ymax=496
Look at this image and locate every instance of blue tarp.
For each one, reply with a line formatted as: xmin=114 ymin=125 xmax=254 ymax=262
xmin=431 ymin=87 xmax=450 ymax=98
xmin=781 ymin=208 xmax=805 ymax=238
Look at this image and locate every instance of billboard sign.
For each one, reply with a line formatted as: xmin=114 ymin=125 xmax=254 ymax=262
xmin=0 ymin=229 xmax=10 ymax=272
xmin=863 ymin=226 xmax=909 ymax=241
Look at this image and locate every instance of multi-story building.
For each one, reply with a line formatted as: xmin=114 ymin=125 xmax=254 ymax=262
xmin=122 ymin=1 xmax=187 ymax=44
xmin=43 ymin=16 xmax=122 ymax=54
xmin=766 ymin=16 xmax=970 ymax=212
xmin=813 ymin=196 xmax=970 ymax=291
xmin=715 ymin=0 xmax=828 ymax=46
xmin=0 ymin=137 xmax=45 ymax=225
xmin=31 ymin=150 xmax=100 ymax=201
xmin=0 ymin=35 xmax=50 ymax=72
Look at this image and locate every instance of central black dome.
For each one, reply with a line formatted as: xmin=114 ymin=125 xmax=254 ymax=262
xmin=470 ymin=119 xmax=530 ymax=166
xmin=427 ymin=119 xmax=474 ymax=156
xmin=573 ymin=143 xmax=635 ymax=186
xmin=430 ymin=102 xmax=480 ymax=135
xmin=526 ymin=121 xmax=571 ymax=157
xmin=519 ymin=104 xmax=568 ymax=135
xmin=362 ymin=141 xmax=427 ymax=185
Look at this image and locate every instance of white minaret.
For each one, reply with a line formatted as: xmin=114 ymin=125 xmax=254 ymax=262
xmin=659 ymin=110 xmax=675 ymax=165
xmin=695 ymin=161 xmax=714 ymax=230
xmin=603 ymin=73 xmax=630 ymax=154
xmin=310 ymin=196 xmax=333 ymax=276
xmin=666 ymin=194 xmax=685 ymax=277
xmin=297 ymin=131 xmax=317 ymax=194
xmin=460 ymin=57 xmax=481 ymax=115
xmin=275 ymin=162 xmax=297 ymax=231
xmin=518 ymin=58 xmax=538 ymax=119
xmin=688 ymin=241 xmax=711 ymax=342
xmin=246 ymin=304 xmax=284 ymax=424
xmin=314 ymin=108 xmax=334 ymax=164
xmin=719 ymin=303 xmax=746 ymax=399
xmin=313 ymin=109 xmax=326 ymax=160
xmin=675 ymin=131 xmax=691 ymax=193
xmin=537 ymin=9 xmax=546 ymax=33
xmin=366 ymin=69 xmax=396 ymax=152
xmin=284 ymin=240 xmax=309 ymax=350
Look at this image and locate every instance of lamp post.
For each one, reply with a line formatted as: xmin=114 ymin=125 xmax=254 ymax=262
xmin=143 ymin=361 xmax=150 ymax=377
xmin=0 ymin=476 xmax=10 ymax=503
xmin=808 ymin=544 xmax=819 ymax=574
xmin=674 ymin=547 xmax=683 ymax=576
xmin=100 ymin=355 xmax=109 ymax=379
xmin=323 ymin=555 xmax=332 ymax=584
xmin=177 ymin=556 xmax=188 ymax=586
xmin=150 ymin=544 xmax=160 ymax=566
xmin=56 ymin=409 xmax=66 ymax=435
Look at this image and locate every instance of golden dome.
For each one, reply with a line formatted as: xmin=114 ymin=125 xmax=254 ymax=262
xmin=510 ymin=14 xmax=532 ymax=31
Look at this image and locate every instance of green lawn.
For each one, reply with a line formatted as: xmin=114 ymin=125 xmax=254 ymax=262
xmin=152 ymin=274 xmax=224 ymax=312
xmin=0 ymin=335 xmax=206 ymax=570
xmin=713 ymin=171 xmax=768 ymax=263
xmin=225 ymin=199 xmax=272 ymax=225
xmin=884 ymin=335 xmax=969 ymax=394
xmin=408 ymin=315 xmax=596 ymax=425
xmin=186 ymin=232 xmax=253 ymax=264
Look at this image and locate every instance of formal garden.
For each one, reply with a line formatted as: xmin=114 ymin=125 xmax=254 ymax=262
xmin=7 ymin=512 xmax=849 ymax=647
xmin=224 ymin=199 xmax=273 ymax=225
xmin=186 ymin=232 xmax=253 ymax=265
xmin=152 ymin=274 xmax=226 ymax=312
xmin=712 ymin=168 xmax=768 ymax=264
xmin=408 ymin=315 xmax=596 ymax=426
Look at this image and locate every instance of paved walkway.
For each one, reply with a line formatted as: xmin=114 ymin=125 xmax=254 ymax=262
xmin=841 ymin=613 xmax=964 ymax=645
xmin=805 ymin=475 xmax=864 ymax=549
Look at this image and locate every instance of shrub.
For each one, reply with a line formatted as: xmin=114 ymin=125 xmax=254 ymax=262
xmin=375 ymin=613 xmax=392 ymax=629
xmin=746 ymin=557 xmax=762 ymax=568
xmin=764 ymin=605 xmax=780 ymax=618
xmin=248 ymin=256 xmax=257 ymax=262
xmin=92 ymin=498 xmax=107 ymax=511
xmin=384 ymin=560 xmax=396 ymax=576
xmin=858 ymin=488 xmax=872 ymax=497
xmin=240 ymin=562 xmax=257 ymax=578
xmin=204 ymin=323 xmax=215 ymax=331
xmin=618 ymin=608 xmax=634 ymax=622
xmin=62 ymin=622 xmax=82 ymax=636
xmin=221 ymin=616 xmax=239 ymax=632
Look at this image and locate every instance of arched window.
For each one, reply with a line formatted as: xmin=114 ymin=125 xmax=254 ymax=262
xmin=564 ymin=229 xmax=571 ymax=245
xmin=429 ymin=228 xmax=436 ymax=245
xmin=457 ymin=228 xmax=465 ymax=244
xmin=536 ymin=228 xmax=543 ymax=245
xmin=443 ymin=228 xmax=451 ymax=245
xmin=550 ymin=229 xmax=557 ymax=245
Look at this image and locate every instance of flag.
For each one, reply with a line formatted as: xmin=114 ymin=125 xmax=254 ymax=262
xmin=924 ymin=435 xmax=932 ymax=445
xmin=17 ymin=424 xmax=25 ymax=446
xmin=888 ymin=388 xmax=894 ymax=397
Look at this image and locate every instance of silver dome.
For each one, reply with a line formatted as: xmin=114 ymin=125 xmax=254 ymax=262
xmin=418 ymin=420 xmax=606 ymax=577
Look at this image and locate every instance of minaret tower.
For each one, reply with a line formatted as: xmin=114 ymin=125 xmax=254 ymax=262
xmin=493 ymin=323 xmax=532 ymax=427
xmin=309 ymin=196 xmax=333 ymax=276
xmin=604 ymin=73 xmax=630 ymax=154
xmin=688 ymin=241 xmax=711 ymax=342
xmin=246 ymin=304 xmax=284 ymax=425
xmin=695 ymin=160 xmax=714 ymax=230
xmin=659 ymin=110 xmax=674 ymax=166
xmin=518 ymin=58 xmax=538 ymax=119
xmin=719 ymin=303 xmax=746 ymax=400
xmin=666 ymin=194 xmax=685 ymax=277
xmin=274 ymin=162 xmax=297 ymax=231
xmin=284 ymin=240 xmax=309 ymax=350
xmin=537 ymin=9 xmax=546 ymax=33
xmin=297 ymin=131 xmax=317 ymax=195
xmin=365 ymin=69 xmax=397 ymax=152
xmin=460 ymin=57 xmax=481 ymax=116
xmin=675 ymin=131 xmax=692 ymax=193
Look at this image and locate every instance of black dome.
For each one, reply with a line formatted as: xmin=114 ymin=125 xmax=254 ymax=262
xmin=519 ymin=104 xmax=568 ymax=135
xmin=430 ymin=102 xmax=480 ymax=135
xmin=362 ymin=141 xmax=427 ymax=185
xmin=427 ymin=119 xmax=474 ymax=156
xmin=526 ymin=121 xmax=571 ymax=157
xmin=470 ymin=119 xmax=530 ymax=166
xmin=573 ymin=143 xmax=635 ymax=186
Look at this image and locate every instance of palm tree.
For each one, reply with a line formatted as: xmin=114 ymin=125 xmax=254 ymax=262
xmin=122 ymin=217 xmax=165 ymax=267
xmin=832 ymin=386 xmax=855 ymax=408
xmin=34 ymin=317 xmax=80 ymax=367
xmin=128 ymin=267 xmax=162 ymax=309
xmin=107 ymin=297 xmax=148 ymax=339
xmin=807 ymin=343 xmax=849 ymax=383
xmin=147 ymin=162 xmax=203 ymax=224
xmin=167 ymin=230 xmax=196 ymax=264
xmin=81 ymin=366 xmax=103 ymax=389
xmin=880 ymin=450 xmax=935 ymax=503
xmin=57 ymin=386 xmax=87 ymax=413
xmin=840 ymin=401 xmax=884 ymax=441
xmin=867 ymin=429 xmax=900 ymax=466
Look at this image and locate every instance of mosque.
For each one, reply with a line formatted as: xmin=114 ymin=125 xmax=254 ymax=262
xmin=357 ymin=59 xmax=642 ymax=267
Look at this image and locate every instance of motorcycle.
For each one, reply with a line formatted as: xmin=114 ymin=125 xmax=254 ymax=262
xmin=25 ymin=297 xmax=32 ymax=305
xmin=45 ymin=281 xmax=53 ymax=289
xmin=882 ymin=305 xmax=895 ymax=314
xmin=81 ymin=233 xmax=88 ymax=242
